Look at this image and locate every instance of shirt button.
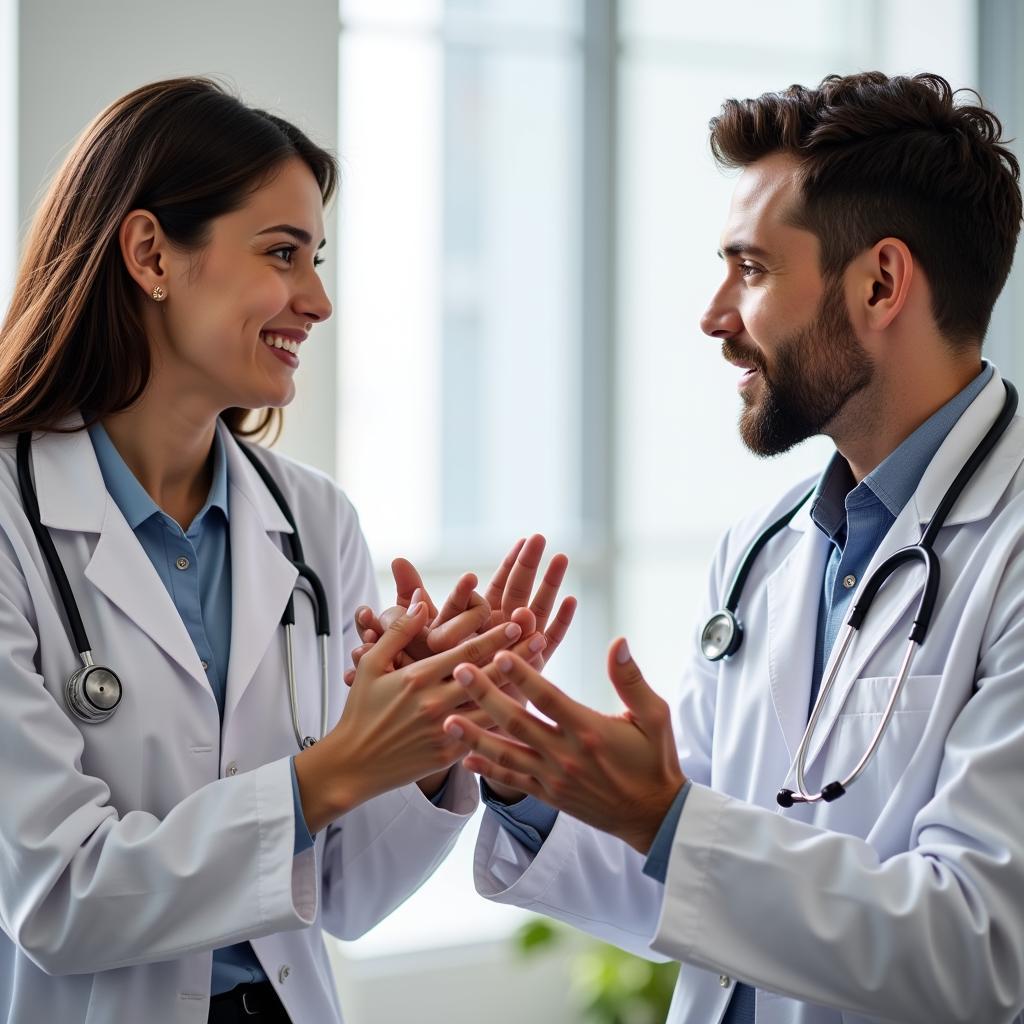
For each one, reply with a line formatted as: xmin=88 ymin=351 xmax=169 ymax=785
xmin=842 ymin=574 xmax=857 ymax=589
xmin=201 ymin=660 xmax=209 ymax=670
xmin=175 ymin=556 xmax=190 ymax=571
xmin=226 ymin=761 xmax=238 ymax=776
xmin=279 ymin=965 xmax=291 ymax=983
xmin=719 ymin=974 xmax=731 ymax=988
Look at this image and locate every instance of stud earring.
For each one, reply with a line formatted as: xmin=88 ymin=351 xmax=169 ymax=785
xmin=151 ymin=285 xmax=166 ymax=302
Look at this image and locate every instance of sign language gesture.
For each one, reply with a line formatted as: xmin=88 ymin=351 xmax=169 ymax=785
xmin=345 ymin=536 xmax=577 ymax=683
xmin=442 ymin=639 xmax=687 ymax=855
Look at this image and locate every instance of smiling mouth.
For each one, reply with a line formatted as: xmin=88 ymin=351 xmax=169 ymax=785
xmin=260 ymin=331 xmax=301 ymax=356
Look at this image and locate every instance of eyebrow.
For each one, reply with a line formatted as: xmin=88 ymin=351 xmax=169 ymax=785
xmin=718 ymin=242 xmax=772 ymax=261
xmin=256 ymin=224 xmax=327 ymax=250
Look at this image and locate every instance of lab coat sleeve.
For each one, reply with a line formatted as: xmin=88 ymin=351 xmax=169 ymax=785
xmin=0 ymin=539 xmax=319 ymax=975
xmin=650 ymin=556 xmax=1024 ymax=1024
xmin=317 ymin=495 xmax=478 ymax=941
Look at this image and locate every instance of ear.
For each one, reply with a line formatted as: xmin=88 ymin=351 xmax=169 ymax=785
xmin=118 ymin=210 xmax=171 ymax=298
xmin=857 ymin=237 xmax=914 ymax=333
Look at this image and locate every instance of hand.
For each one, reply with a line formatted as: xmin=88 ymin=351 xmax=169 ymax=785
xmin=441 ymin=639 xmax=686 ymax=855
xmin=293 ymin=603 xmax=529 ymax=832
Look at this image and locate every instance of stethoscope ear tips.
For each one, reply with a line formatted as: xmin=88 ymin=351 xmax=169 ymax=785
xmin=776 ymin=789 xmax=795 ymax=808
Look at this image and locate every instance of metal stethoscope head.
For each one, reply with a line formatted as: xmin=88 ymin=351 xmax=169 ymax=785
xmin=699 ymin=380 xmax=1018 ymax=808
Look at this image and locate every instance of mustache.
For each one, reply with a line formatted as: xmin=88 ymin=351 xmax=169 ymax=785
xmin=722 ymin=339 xmax=767 ymax=374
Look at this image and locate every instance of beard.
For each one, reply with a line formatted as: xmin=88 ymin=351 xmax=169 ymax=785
xmin=724 ymin=277 xmax=874 ymax=457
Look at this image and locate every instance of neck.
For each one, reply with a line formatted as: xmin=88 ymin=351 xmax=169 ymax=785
xmin=101 ymin=381 xmax=219 ymax=530
xmin=833 ymin=353 xmax=984 ymax=483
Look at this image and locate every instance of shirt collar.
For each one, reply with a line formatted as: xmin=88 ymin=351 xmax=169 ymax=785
xmin=809 ymin=361 xmax=993 ymax=539
xmin=88 ymin=422 xmax=230 ymax=530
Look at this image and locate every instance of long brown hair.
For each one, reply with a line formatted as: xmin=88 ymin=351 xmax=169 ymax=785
xmin=709 ymin=72 xmax=1022 ymax=349
xmin=0 ymin=76 xmax=338 ymax=441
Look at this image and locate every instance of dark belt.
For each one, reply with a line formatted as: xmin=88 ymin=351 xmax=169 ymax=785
xmin=208 ymin=981 xmax=292 ymax=1023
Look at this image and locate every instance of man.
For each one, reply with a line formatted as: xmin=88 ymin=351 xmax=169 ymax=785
xmin=443 ymin=72 xmax=1024 ymax=1023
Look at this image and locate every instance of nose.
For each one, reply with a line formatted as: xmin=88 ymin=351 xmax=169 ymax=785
xmin=700 ymin=281 xmax=743 ymax=340
xmin=295 ymin=266 xmax=332 ymax=325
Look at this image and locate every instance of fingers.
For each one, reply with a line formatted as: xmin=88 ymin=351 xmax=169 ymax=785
xmin=443 ymin=704 xmax=547 ymax=778
xmin=606 ymin=638 xmax=668 ymax=731
xmin=528 ymin=553 xmax=569 ymax=633
xmin=501 ymin=534 xmax=547 ymax=618
xmin=420 ymin=619 xmax=524 ymax=679
xmin=484 ymin=652 xmax=587 ymax=731
xmin=359 ymin=601 xmax=430 ymax=675
xmin=428 ymin=579 xmax=493 ymax=653
xmin=447 ymin=662 xmax=560 ymax=748
xmin=482 ymin=538 xmax=526 ymax=610
xmin=432 ymin=572 xmax=478 ymax=626
xmin=392 ymin=558 xmax=438 ymax=618
xmin=541 ymin=596 xmax=577 ymax=665
xmin=355 ymin=605 xmax=384 ymax=637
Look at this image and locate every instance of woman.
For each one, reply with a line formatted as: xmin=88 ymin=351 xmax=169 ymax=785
xmin=0 ymin=78 xmax=571 ymax=1024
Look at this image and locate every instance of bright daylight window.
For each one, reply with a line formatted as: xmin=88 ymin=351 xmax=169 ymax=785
xmin=333 ymin=0 xmax=976 ymax=960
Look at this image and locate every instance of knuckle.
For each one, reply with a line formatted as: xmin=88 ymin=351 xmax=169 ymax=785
xmin=463 ymin=640 xmax=484 ymax=663
xmin=405 ymin=671 xmax=428 ymax=691
xmin=577 ymin=731 xmax=599 ymax=756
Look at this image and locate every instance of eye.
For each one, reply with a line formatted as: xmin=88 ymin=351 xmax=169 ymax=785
xmin=313 ymin=255 xmax=326 ymax=268
xmin=269 ymin=246 xmax=296 ymax=264
xmin=738 ymin=261 xmax=763 ymax=279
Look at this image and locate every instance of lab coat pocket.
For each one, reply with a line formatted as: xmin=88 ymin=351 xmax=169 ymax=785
xmin=815 ymin=675 xmax=940 ymax=824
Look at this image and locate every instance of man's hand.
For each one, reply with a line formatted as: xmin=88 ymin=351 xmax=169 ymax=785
xmin=441 ymin=639 xmax=686 ymax=855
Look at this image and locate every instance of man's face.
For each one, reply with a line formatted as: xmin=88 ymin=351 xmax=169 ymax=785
xmin=701 ymin=152 xmax=873 ymax=456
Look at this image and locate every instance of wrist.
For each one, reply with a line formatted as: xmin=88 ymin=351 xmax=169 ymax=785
xmin=417 ymin=766 xmax=452 ymax=799
xmin=620 ymin=777 xmax=687 ymax=856
xmin=482 ymin=776 xmax=528 ymax=805
xmin=294 ymin=734 xmax=370 ymax=832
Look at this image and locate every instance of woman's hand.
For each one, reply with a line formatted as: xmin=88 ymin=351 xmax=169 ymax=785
xmin=293 ymin=603 xmax=532 ymax=832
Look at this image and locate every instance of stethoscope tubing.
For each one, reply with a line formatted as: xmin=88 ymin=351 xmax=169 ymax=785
xmin=702 ymin=380 xmax=1018 ymax=807
xmin=19 ymin=429 xmax=331 ymax=752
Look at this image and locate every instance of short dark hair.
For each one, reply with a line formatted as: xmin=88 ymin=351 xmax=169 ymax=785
xmin=709 ymin=72 xmax=1022 ymax=349
xmin=0 ymin=76 xmax=338 ymax=441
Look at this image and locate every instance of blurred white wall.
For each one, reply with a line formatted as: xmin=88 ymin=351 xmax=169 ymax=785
xmin=14 ymin=0 xmax=340 ymax=474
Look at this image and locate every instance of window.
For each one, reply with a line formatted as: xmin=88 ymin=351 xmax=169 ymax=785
xmin=334 ymin=0 xmax=979 ymax=960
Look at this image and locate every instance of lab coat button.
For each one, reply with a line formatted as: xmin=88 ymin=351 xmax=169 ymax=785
xmin=279 ymin=965 xmax=291 ymax=983
xmin=201 ymin=660 xmax=209 ymax=670
xmin=843 ymin=574 xmax=857 ymax=589
xmin=226 ymin=762 xmax=238 ymax=776
xmin=175 ymin=556 xmax=190 ymax=571
xmin=719 ymin=974 xmax=731 ymax=988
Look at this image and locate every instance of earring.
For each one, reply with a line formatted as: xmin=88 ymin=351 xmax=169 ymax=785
xmin=151 ymin=285 xmax=166 ymax=302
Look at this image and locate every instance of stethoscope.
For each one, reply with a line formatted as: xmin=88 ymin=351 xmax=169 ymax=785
xmin=16 ymin=432 xmax=331 ymax=752
xmin=699 ymin=381 xmax=1018 ymax=808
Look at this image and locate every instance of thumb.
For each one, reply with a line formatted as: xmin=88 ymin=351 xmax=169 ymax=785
xmin=606 ymin=638 xmax=665 ymax=728
xmin=361 ymin=601 xmax=429 ymax=674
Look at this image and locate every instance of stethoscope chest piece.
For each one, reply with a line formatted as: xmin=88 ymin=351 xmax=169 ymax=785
xmin=700 ymin=610 xmax=743 ymax=661
xmin=65 ymin=660 xmax=123 ymax=723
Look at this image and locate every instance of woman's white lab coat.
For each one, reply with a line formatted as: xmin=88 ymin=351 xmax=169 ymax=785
xmin=475 ymin=370 xmax=1024 ymax=1024
xmin=0 ymin=418 xmax=478 ymax=1024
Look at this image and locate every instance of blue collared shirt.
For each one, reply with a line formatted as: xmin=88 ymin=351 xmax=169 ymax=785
xmin=88 ymin=423 xmax=313 ymax=994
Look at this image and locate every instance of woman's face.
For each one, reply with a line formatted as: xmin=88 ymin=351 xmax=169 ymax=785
xmin=151 ymin=156 xmax=332 ymax=413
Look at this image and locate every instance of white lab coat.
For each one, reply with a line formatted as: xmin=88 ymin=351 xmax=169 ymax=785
xmin=475 ymin=369 xmax=1024 ymax=1024
xmin=0 ymin=417 xmax=478 ymax=1024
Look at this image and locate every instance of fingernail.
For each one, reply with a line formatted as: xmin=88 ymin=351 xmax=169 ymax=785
xmin=505 ymin=623 xmax=522 ymax=640
xmin=455 ymin=666 xmax=473 ymax=686
xmin=497 ymin=655 xmax=514 ymax=673
xmin=410 ymin=588 xmax=424 ymax=607
xmin=408 ymin=602 xmax=423 ymax=618
xmin=445 ymin=722 xmax=464 ymax=739
xmin=616 ymin=640 xmax=631 ymax=665
xmin=528 ymin=635 xmax=546 ymax=654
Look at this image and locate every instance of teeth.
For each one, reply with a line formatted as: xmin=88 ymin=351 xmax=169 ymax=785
xmin=261 ymin=333 xmax=300 ymax=356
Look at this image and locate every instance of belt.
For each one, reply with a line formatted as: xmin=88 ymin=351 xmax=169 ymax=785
xmin=208 ymin=981 xmax=291 ymax=1022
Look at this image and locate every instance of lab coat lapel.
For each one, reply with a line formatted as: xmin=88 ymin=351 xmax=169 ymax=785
xmin=765 ymin=518 xmax=829 ymax=761
xmin=220 ymin=428 xmax=298 ymax=724
xmin=31 ymin=422 xmax=212 ymax=692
